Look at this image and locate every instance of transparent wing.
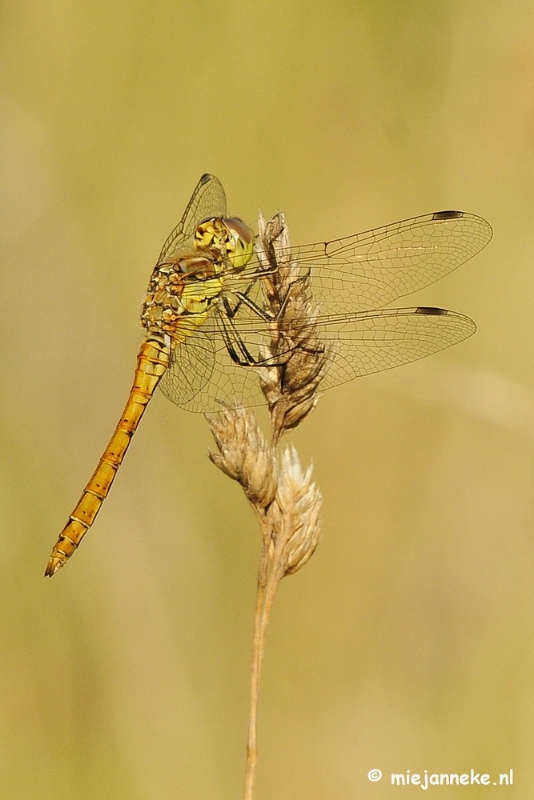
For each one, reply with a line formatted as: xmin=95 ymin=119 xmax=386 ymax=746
xmin=314 ymin=306 xmax=476 ymax=390
xmin=157 ymin=174 xmax=227 ymax=264
xmin=234 ymin=210 xmax=492 ymax=313
xmin=159 ymin=332 xmax=217 ymax=407
xmin=159 ymin=324 xmax=267 ymax=412
xmin=158 ymin=306 xmax=475 ymax=413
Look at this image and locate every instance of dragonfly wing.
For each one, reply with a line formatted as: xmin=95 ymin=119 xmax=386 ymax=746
xmin=157 ymin=174 xmax=227 ymax=264
xmin=158 ymin=304 xmax=475 ymax=411
xmin=158 ymin=324 xmax=267 ymax=412
xmin=314 ymin=306 xmax=476 ymax=390
xmin=236 ymin=211 xmax=491 ymax=313
xmin=159 ymin=331 xmax=216 ymax=407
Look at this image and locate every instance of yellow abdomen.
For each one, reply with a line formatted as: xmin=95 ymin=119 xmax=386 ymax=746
xmin=45 ymin=334 xmax=170 ymax=576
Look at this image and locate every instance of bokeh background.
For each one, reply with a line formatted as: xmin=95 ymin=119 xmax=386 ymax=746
xmin=1 ymin=1 xmax=534 ymax=797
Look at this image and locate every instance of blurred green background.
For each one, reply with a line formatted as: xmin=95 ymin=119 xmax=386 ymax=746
xmin=1 ymin=1 xmax=534 ymax=797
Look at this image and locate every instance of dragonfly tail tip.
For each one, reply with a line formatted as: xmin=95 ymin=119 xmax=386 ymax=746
xmin=44 ymin=556 xmax=64 ymax=578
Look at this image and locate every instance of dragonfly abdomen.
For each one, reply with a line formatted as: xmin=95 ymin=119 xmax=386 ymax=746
xmin=45 ymin=334 xmax=171 ymax=576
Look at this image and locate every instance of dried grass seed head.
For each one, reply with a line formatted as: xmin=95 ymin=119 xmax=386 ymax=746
xmin=206 ymin=404 xmax=278 ymax=508
xmin=255 ymin=211 xmax=332 ymax=440
xmin=272 ymin=444 xmax=322 ymax=576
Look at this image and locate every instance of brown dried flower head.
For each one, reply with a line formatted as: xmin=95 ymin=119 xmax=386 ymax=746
xmin=255 ymin=211 xmax=331 ymax=443
xmin=206 ymin=211 xmax=324 ymax=560
xmin=271 ymin=445 xmax=322 ymax=576
xmin=205 ymin=208 xmax=326 ymax=800
xmin=207 ymin=403 xmax=278 ymax=509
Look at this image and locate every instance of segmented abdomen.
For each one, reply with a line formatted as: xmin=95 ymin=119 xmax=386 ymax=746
xmin=45 ymin=334 xmax=170 ymax=576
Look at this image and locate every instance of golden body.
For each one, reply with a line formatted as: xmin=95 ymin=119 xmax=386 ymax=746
xmin=45 ymin=185 xmax=254 ymax=576
xmin=45 ymin=174 xmax=492 ymax=576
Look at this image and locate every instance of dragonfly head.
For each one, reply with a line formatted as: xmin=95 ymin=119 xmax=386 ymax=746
xmin=195 ymin=216 xmax=254 ymax=271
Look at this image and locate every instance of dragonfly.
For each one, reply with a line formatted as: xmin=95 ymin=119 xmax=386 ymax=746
xmin=45 ymin=173 xmax=492 ymax=576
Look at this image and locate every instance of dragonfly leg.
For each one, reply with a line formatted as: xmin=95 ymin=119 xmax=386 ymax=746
xmin=221 ymin=278 xmax=270 ymax=320
xmin=219 ymin=306 xmax=323 ymax=370
xmin=219 ymin=310 xmax=259 ymax=366
xmin=224 ymin=271 xmax=311 ymax=322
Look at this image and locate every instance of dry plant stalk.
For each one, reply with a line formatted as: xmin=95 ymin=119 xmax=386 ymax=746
xmin=206 ymin=211 xmax=329 ymax=800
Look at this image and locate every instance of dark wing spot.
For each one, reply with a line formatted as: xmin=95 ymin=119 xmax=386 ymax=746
xmin=432 ymin=210 xmax=464 ymax=220
xmin=200 ymin=173 xmax=211 ymax=184
xmin=415 ymin=306 xmax=448 ymax=316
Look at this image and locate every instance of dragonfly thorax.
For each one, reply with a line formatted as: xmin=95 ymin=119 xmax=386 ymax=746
xmin=141 ymin=254 xmax=224 ymax=344
xmin=141 ymin=214 xmax=253 ymax=346
xmin=194 ymin=216 xmax=254 ymax=271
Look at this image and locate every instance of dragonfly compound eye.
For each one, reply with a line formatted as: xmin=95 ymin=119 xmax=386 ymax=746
xmin=222 ymin=217 xmax=254 ymax=270
xmin=194 ymin=216 xmax=254 ymax=271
